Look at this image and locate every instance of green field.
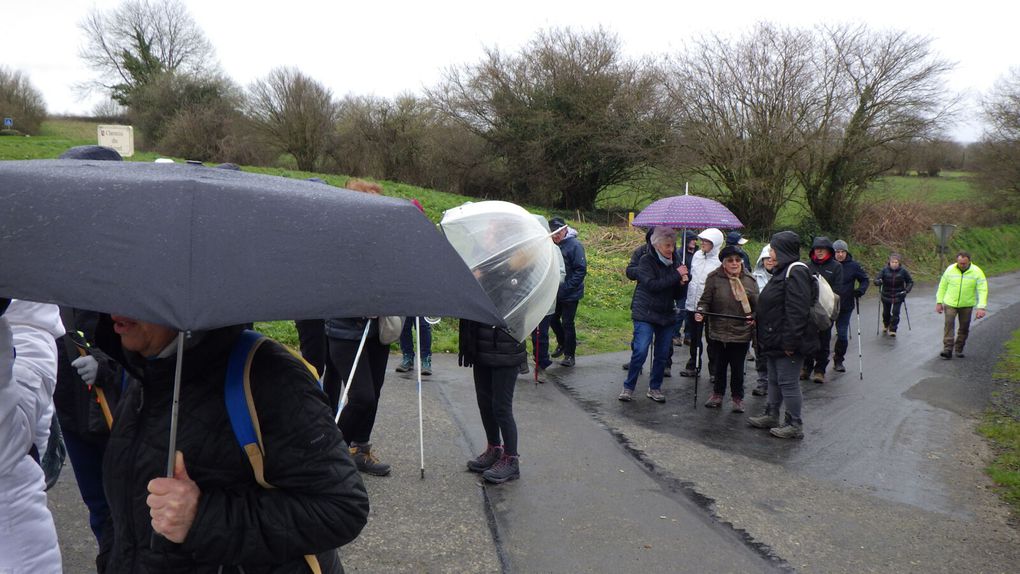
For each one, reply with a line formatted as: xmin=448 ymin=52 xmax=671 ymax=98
xmin=4 ymin=118 xmax=1020 ymax=356
xmin=979 ymin=328 xmax=1020 ymax=515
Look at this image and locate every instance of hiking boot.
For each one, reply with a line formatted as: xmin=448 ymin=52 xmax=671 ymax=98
xmin=811 ymin=371 xmax=825 ymax=384
xmin=748 ymin=408 xmax=780 ymax=429
xmin=679 ymin=368 xmax=698 ymax=377
xmin=535 ymin=367 xmax=550 ymax=384
xmin=889 ymin=330 xmax=897 ymax=338
xmin=731 ymin=397 xmax=745 ymax=413
xmin=663 ymin=366 xmax=672 ymax=378
xmin=618 ymin=387 xmax=634 ymax=402
xmin=770 ymin=423 xmax=804 ymax=440
xmin=751 ymin=384 xmax=767 ymax=397
xmin=882 ymin=327 xmax=889 ymax=335
xmin=395 ymin=354 xmax=413 ymax=373
xmin=646 ymin=388 xmax=666 ymax=403
xmin=833 ymin=361 xmax=846 ymax=373
xmin=482 ymin=453 xmax=520 ymax=484
xmin=560 ymin=355 xmax=575 ymax=367
xmin=349 ymin=443 xmax=391 ymax=476
xmin=955 ymin=351 xmax=965 ymax=358
xmin=421 ymin=356 xmax=432 ymax=376
xmin=704 ymin=393 xmax=723 ymax=408
xmin=518 ymin=362 xmax=530 ymax=375
xmin=939 ymin=350 xmax=952 ymax=360
xmin=467 ymin=444 xmax=503 ymax=473
xmin=799 ymin=367 xmax=810 ymax=380
xmin=551 ymin=346 xmax=564 ymax=358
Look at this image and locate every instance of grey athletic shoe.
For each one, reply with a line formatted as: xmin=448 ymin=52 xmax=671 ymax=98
xmin=421 ymin=356 xmax=432 ymax=376
xmin=482 ymin=454 xmax=520 ymax=484
xmin=748 ymin=409 xmax=780 ymax=429
xmin=770 ymin=423 xmax=804 ymax=440
xmin=618 ymin=388 xmax=634 ymax=402
xmin=395 ymin=354 xmax=413 ymax=373
xmin=646 ymin=388 xmax=666 ymax=403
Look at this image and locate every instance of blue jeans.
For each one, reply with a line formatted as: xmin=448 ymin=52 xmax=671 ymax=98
xmin=835 ymin=304 xmax=854 ymax=343
xmin=62 ymin=428 xmax=109 ymax=546
xmin=623 ymin=321 xmax=674 ymax=391
xmin=399 ymin=316 xmax=432 ymax=358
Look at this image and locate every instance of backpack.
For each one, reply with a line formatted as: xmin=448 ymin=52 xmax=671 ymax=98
xmin=225 ymin=329 xmax=323 ymax=574
xmin=785 ymin=262 xmax=840 ymax=331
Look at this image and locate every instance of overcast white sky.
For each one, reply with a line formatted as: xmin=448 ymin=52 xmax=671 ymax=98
xmin=3 ymin=0 xmax=1015 ymax=142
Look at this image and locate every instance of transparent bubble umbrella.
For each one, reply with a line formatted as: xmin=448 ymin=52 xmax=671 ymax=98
xmin=440 ymin=201 xmax=561 ymax=342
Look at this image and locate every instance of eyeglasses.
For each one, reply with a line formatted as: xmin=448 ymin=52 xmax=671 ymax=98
xmin=723 ymin=256 xmax=742 ymax=263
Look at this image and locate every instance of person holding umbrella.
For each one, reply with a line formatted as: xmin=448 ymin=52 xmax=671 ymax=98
xmin=874 ymin=253 xmax=914 ymax=338
xmin=696 ymin=245 xmax=759 ymax=412
xmin=748 ymin=231 xmax=818 ymax=439
xmin=100 ymin=317 xmax=370 ymax=572
xmin=618 ymin=227 xmax=688 ymax=403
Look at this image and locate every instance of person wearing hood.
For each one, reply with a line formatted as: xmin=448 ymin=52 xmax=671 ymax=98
xmin=874 ymin=253 xmax=914 ymax=338
xmin=548 ymin=217 xmax=587 ymax=368
xmin=751 ymin=245 xmax=775 ymax=396
xmin=100 ymin=317 xmax=370 ymax=572
xmin=802 ymin=236 xmax=843 ymax=383
xmin=748 ymin=231 xmax=818 ymax=439
xmin=0 ymin=299 xmax=65 ymax=572
xmin=618 ymin=226 xmax=687 ymax=403
xmin=680 ymin=228 xmax=725 ymax=378
xmin=832 ymin=240 xmax=869 ymax=371
xmin=725 ymin=231 xmax=753 ymax=273
xmin=696 ymin=245 xmax=759 ymax=412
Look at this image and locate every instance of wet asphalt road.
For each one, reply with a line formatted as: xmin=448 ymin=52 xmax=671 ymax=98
xmin=51 ymin=272 xmax=1020 ymax=572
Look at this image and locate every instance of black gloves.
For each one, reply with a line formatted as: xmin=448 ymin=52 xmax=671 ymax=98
xmin=854 ymin=289 xmax=865 ymax=299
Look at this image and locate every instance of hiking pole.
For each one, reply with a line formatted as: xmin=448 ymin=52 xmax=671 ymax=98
xmin=336 ymin=320 xmax=373 ymax=422
xmin=876 ymin=295 xmax=882 ymax=335
xmin=855 ymin=297 xmax=864 ymax=381
xmin=693 ymin=335 xmax=701 ymax=408
xmin=902 ymin=295 xmax=912 ymax=331
xmin=415 ymin=317 xmax=425 ymax=479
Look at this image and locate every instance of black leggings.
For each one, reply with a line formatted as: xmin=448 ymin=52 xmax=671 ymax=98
xmin=473 ymin=364 xmax=519 ymax=456
xmin=324 ymin=337 xmax=389 ymax=444
xmin=710 ymin=339 xmax=750 ymax=399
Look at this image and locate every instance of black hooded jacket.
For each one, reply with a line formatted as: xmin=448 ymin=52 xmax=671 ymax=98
xmin=756 ymin=231 xmax=819 ymax=357
xmin=808 ymin=236 xmax=843 ymax=290
xmin=101 ymin=326 xmax=369 ymax=573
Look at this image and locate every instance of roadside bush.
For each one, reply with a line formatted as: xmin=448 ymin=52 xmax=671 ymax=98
xmin=0 ymin=67 xmax=47 ymax=135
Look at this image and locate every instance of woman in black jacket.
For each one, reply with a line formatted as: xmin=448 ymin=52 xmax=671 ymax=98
xmin=101 ymin=319 xmax=369 ymax=573
xmin=747 ymin=231 xmax=817 ymax=439
xmin=460 ymin=319 xmax=527 ymax=484
xmin=873 ymin=253 xmax=914 ymax=337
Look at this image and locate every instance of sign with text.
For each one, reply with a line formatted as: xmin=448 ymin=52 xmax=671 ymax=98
xmin=97 ymin=125 xmax=134 ymax=157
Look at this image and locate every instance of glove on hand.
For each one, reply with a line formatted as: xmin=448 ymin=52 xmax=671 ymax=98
xmin=854 ymin=289 xmax=866 ymax=299
xmin=71 ymin=355 xmax=99 ymax=387
xmin=873 ymin=278 xmax=882 ymax=286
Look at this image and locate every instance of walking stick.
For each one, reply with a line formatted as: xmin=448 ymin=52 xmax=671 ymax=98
xmin=876 ymin=295 xmax=882 ymax=335
xmin=902 ymin=296 xmax=912 ymax=331
xmin=335 ymin=320 xmax=373 ymax=422
xmin=855 ymin=297 xmax=864 ymax=381
xmin=415 ymin=317 xmax=425 ymax=479
xmin=693 ymin=335 xmax=701 ymax=408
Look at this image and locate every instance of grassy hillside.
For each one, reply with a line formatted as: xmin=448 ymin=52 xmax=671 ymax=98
xmin=5 ymin=118 xmax=1020 ymax=356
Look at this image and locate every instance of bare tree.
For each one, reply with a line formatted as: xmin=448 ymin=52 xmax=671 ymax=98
xmin=245 ymin=67 xmax=338 ymax=172
xmin=973 ymin=67 xmax=1020 ymax=197
xmin=795 ymin=25 xmax=957 ymax=232
xmin=0 ymin=67 xmax=47 ymax=134
xmin=430 ymin=27 xmax=670 ymax=210
xmin=79 ymin=0 xmax=215 ymax=104
xmin=662 ymin=23 xmax=814 ymax=233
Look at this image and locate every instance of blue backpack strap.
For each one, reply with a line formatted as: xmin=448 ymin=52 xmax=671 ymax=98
xmin=225 ymin=329 xmax=274 ymax=488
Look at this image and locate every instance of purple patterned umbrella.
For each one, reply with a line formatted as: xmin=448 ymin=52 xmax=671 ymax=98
xmin=632 ymin=193 xmax=743 ymax=229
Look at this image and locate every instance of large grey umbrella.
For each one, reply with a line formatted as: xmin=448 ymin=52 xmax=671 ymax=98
xmin=0 ymin=159 xmax=503 ymax=480
xmin=0 ymin=160 xmax=503 ymax=329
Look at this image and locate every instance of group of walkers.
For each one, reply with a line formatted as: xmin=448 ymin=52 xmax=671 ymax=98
xmin=616 ymin=225 xmax=991 ymax=442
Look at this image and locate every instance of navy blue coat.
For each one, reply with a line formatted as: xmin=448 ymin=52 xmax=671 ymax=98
xmin=557 ymin=233 xmax=587 ymax=302
xmin=836 ymin=252 xmax=869 ymax=304
xmin=630 ymin=249 xmax=684 ymax=326
xmin=874 ymin=266 xmax=914 ymax=303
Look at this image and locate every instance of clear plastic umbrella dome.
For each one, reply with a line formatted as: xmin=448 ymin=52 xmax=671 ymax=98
xmin=440 ymin=201 xmax=560 ymax=341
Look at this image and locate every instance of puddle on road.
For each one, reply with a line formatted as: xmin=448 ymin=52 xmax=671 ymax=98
xmin=904 ymin=376 xmax=986 ymax=417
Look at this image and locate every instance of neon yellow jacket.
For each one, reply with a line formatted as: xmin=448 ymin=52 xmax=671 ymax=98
xmin=936 ymin=263 xmax=987 ymax=308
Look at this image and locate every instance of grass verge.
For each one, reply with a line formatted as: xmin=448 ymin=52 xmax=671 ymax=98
xmin=978 ymin=329 xmax=1020 ymax=516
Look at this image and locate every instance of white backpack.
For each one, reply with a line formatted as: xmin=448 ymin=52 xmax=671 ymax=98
xmin=785 ymin=262 xmax=840 ymax=331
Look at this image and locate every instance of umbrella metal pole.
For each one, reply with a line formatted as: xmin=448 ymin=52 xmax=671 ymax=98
xmin=335 ymin=320 xmax=373 ymax=423
xmin=415 ymin=317 xmax=425 ymax=479
xmin=856 ymin=298 xmax=864 ymax=381
xmin=165 ymin=331 xmax=188 ymax=477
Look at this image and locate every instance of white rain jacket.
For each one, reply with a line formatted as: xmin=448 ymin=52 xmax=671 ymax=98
xmin=684 ymin=228 xmax=725 ymax=311
xmin=0 ymin=299 xmax=64 ymax=572
xmin=753 ymin=244 xmax=773 ymax=292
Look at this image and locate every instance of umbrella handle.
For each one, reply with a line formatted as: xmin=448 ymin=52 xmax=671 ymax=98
xmin=166 ymin=331 xmax=187 ymax=477
xmin=335 ymin=320 xmax=372 ymax=423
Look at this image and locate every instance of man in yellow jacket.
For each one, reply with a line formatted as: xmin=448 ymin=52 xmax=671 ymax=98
xmin=935 ymin=251 xmax=988 ymax=359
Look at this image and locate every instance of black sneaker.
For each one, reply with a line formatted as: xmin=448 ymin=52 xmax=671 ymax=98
xmin=560 ymin=355 xmax=575 ymax=367
xmin=482 ymin=454 xmax=520 ymax=484
xmin=467 ymin=444 xmax=503 ymax=473
xmin=622 ymin=362 xmax=630 ymax=371
xmin=955 ymin=351 xmax=965 ymax=358
xmin=663 ymin=366 xmax=672 ymax=378
xmin=940 ymin=350 xmax=952 ymax=360
xmin=349 ymin=444 xmax=391 ymax=476
xmin=551 ymin=346 xmax=564 ymax=358
xmin=833 ymin=361 xmax=846 ymax=373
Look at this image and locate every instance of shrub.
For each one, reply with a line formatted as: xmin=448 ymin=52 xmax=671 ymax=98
xmin=0 ymin=67 xmax=47 ymax=135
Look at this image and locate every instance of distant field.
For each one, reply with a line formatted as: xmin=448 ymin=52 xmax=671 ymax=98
xmin=0 ymin=119 xmax=162 ymax=161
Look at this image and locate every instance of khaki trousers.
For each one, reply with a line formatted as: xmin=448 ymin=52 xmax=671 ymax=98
xmin=942 ymin=306 xmax=973 ymax=353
